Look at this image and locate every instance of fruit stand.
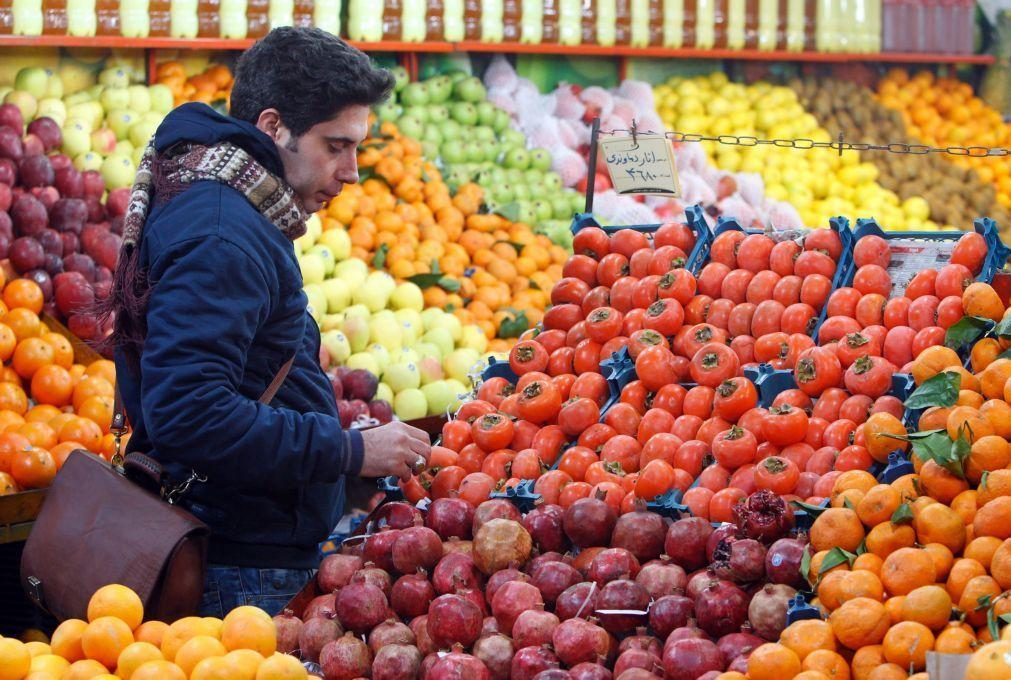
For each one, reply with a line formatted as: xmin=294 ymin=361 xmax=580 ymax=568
xmin=0 ymin=0 xmax=1010 ymax=678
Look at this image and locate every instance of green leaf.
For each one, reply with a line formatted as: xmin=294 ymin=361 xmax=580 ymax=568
xmin=891 ymin=503 xmax=914 ymax=525
xmin=493 ymin=202 xmax=522 ymax=223
xmin=407 ymin=273 xmax=462 ymax=293
xmin=904 ymin=371 xmax=961 ymax=410
xmin=895 ymin=430 xmax=954 ymax=470
xmin=1001 ymin=613 xmax=1011 ymax=626
xmin=855 ymin=538 xmax=867 ymax=555
xmin=843 ymin=496 xmax=855 ymax=510
xmin=818 ymin=547 xmax=858 ymax=577
xmin=372 ymin=243 xmax=389 ymax=269
xmin=790 ymin=500 xmax=828 ymax=518
xmin=989 ymin=604 xmax=1000 ymax=642
xmin=976 ymin=593 xmax=994 ymax=612
xmin=498 ymin=311 xmax=530 ymax=339
xmin=437 ymin=277 xmax=461 ymax=293
xmin=945 ymin=316 xmax=993 ymax=349
xmin=995 ymin=315 xmax=1011 ymax=338
xmin=800 ymin=546 xmax=813 ymax=588
xmin=431 ymin=259 xmax=442 ymax=275
xmin=945 ymin=429 xmax=972 ymax=479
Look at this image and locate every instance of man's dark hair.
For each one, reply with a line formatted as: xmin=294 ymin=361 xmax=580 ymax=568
xmin=230 ymin=27 xmax=395 ymax=136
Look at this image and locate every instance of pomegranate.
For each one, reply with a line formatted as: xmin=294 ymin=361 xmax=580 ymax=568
xmin=443 ymin=536 xmax=474 ymax=556
xmin=393 ymin=526 xmax=444 ymax=573
xmin=373 ymin=643 xmax=422 ymax=680
xmin=610 ymin=504 xmax=667 ymax=562
xmin=454 ymin=585 xmax=489 ymax=615
xmin=712 ymin=537 xmax=767 ymax=584
xmin=663 ymin=621 xmax=707 ymax=649
xmin=363 ymin=529 xmax=401 ymax=572
xmin=513 ymin=606 xmax=560 ymax=647
xmin=727 ymin=653 xmax=751 ymax=672
xmin=717 ymin=631 xmax=765 ymax=662
xmin=528 ymin=551 xmax=571 ymax=575
xmin=553 ymin=618 xmax=613 ymax=666
xmin=695 ymin=578 xmax=750 ymax=638
xmin=350 ymin=562 xmax=393 ymax=596
xmin=303 ymin=592 xmax=336 ymax=620
xmin=420 ymin=652 xmax=440 ymax=679
xmin=765 ymin=537 xmax=808 ymax=589
xmin=374 ymin=501 xmax=424 ymax=530
xmin=664 ymin=518 xmax=713 ymax=571
xmin=512 ymin=645 xmax=561 ymax=680
xmin=569 ymin=662 xmax=614 ymax=679
xmin=523 ymin=504 xmax=570 ymax=553
xmin=410 ymin=615 xmax=437 ymax=656
xmin=426 ymin=497 xmax=476 ymax=540
xmin=748 ymin=583 xmax=798 ymax=641
xmin=318 ymin=554 xmax=363 ymax=592
xmin=298 ymin=613 xmax=342 ymax=663
xmin=473 ymin=633 xmax=514 ymax=680
xmin=320 ymin=632 xmax=372 ymax=678
xmin=433 ymin=552 xmax=484 ymax=594
xmin=429 ymin=646 xmax=492 ymax=679
xmin=368 ymin=618 xmax=415 ymax=653
xmin=486 ymin=567 xmax=529 ymax=602
xmin=563 ymin=493 xmax=617 ymax=548
xmin=648 ymin=595 xmax=693 ymax=639
xmin=588 ymin=548 xmax=641 ymax=586
xmin=595 ymin=579 xmax=650 ymax=634
xmin=391 ymin=570 xmax=436 ymax=618
xmin=733 ymin=490 xmax=795 ymax=544
xmin=473 ymin=498 xmax=522 ymax=534
xmin=615 ymin=669 xmax=661 ymax=680
xmin=533 ymin=671 xmax=571 ymax=679
xmin=661 ymin=638 xmax=724 ymax=680
xmin=531 ymin=560 xmax=582 ymax=605
xmin=614 ymin=649 xmax=661 ymax=678
xmin=481 ymin=617 xmax=501 ymax=635
xmin=272 ymin=609 xmax=302 ymax=655
xmin=473 ymin=518 xmax=533 ymax=574
xmin=686 ymin=570 xmax=714 ymax=600
xmin=635 ymin=560 xmax=687 ymax=599
xmin=427 ymin=593 xmax=483 ymax=649
xmin=573 ymin=547 xmax=608 ymax=577
xmin=618 ymin=629 xmax=662 ymax=658
xmin=706 ymin=523 xmax=738 ymax=563
xmin=556 ymin=582 xmax=601 ymax=621
xmin=491 ymin=580 xmax=543 ymax=633
xmin=336 ymin=581 xmax=390 ymax=633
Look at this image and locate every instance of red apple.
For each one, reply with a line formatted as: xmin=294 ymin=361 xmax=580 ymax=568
xmin=0 ymin=158 xmax=18 ymax=185
xmin=62 ymin=253 xmax=96 ymax=281
xmin=84 ymin=197 xmax=105 ymax=223
xmin=49 ymin=198 xmax=87 ymax=234
xmin=30 ymin=186 xmax=59 ymax=212
xmin=25 ymin=269 xmax=52 ymax=300
xmin=59 ymin=232 xmax=79 ymax=255
xmin=0 ymin=183 xmax=11 ymax=211
xmin=0 ymin=127 xmax=23 ymax=162
xmin=67 ymin=312 xmax=98 ymax=340
xmin=55 ymin=276 xmax=94 ymax=315
xmin=0 ymin=211 xmax=12 ymax=239
xmin=38 ymin=228 xmax=63 ymax=257
xmin=81 ymin=171 xmax=104 ymax=199
xmin=44 ymin=253 xmax=63 ymax=276
xmin=0 ymin=105 xmax=24 ymax=134
xmin=48 ymin=153 xmax=71 ymax=172
xmin=53 ymin=167 xmax=83 ymax=199
xmin=19 ymin=155 xmax=54 ymax=188
xmin=11 ymin=194 xmax=47 ymax=236
xmin=21 ymin=134 xmax=44 ymax=157
xmin=105 ymin=187 xmax=130 ymax=218
xmin=26 ymin=118 xmax=61 ymax=152
xmin=9 ymin=236 xmax=45 ymax=272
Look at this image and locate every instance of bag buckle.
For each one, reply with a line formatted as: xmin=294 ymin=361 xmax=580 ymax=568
xmin=25 ymin=576 xmax=43 ymax=608
xmin=164 ymin=470 xmax=207 ymax=505
xmin=110 ymin=411 xmax=128 ymax=469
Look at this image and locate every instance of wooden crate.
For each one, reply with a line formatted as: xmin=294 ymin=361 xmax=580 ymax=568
xmin=0 ymin=490 xmax=45 ymax=545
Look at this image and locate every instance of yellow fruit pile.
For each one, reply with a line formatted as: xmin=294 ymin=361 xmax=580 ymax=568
xmin=0 ymin=584 xmax=303 ymax=680
xmin=321 ymin=121 xmax=566 ymax=346
xmin=877 ymin=69 xmax=1011 ymax=212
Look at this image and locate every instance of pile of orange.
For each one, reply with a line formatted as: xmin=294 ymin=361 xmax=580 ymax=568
xmin=154 ymin=61 xmax=233 ymax=108
xmin=0 ymin=583 xmax=304 ymax=679
xmin=0 ymin=278 xmax=124 ymax=496
xmin=320 ymin=121 xmax=567 ymax=346
xmin=876 ymin=69 xmax=1011 ymax=211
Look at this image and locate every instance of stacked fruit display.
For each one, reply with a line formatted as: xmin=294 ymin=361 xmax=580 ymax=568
xmin=877 ymin=69 xmax=1011 ymax=213
xmin=0 ymin=583 xmax=308 ymax=679
xmin=792 ymin=76 xmax=1011 ymax=231
xmin=654 ymin=73 xmax=923 ymax=231
xmin=154 ymin=60 xmax=233 ymax=109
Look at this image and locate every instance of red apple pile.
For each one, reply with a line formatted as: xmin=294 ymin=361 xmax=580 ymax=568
xmin=0 ymin=102 xmax=126 ymax=340
xmin=278 ymin=493 xmax=809 ymax=679
xmin=325 ymin=366 xmax=394 ymax=428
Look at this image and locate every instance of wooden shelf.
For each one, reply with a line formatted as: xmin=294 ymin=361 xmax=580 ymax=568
xmin=0 ymin=35 xmax=994 ymax=64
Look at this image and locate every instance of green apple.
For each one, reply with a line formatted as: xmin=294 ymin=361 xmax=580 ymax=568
xmin=394 ymin=388 xmax=428 ymax=421
xmin=353 ymin=284 xmax=390 ymax=314
xmin=443 ymin=380 xmax=468 ymax=410
xmin=73 ymin=151 xmax=103 ymax=172
xmin=459 ymin=325 xmax=488 ymax=353
xmin=14 ymin=67 xmax=48 ymax=99
xmin=375 ymin=382 xmax=394 ymax=403
xmin=3 ymin=90 xmax=36 ymax=120
xmin=394 ymin=308 xmax=422 ymax=328
xmin=431 ymin=313 xmax=462 ymax=342
xmin=499 ymin=128 xmax=526 ymax=150
xmin=533 ymin=200 xmax=553 ymax=222
xmin=453 ymin=76 xmax=486 ymax=103
xmin=513 ymin=184 xmax=531 ymax=201
xmin=570 ymin=192 xmax=586 ymax=213
xmin=58 ymin=61 xmax=95 ymax=95
xmin=426 ymin=104 xmax=449 ymax=123
xmin=100 ymin=86 xmax=130 ymax=111
xmin=420 ymin=381 xmax=454 ymax=416
xmin=128 ymin=119 xmax=159 ymax=149
xmin=346 ymin=352 xmax=380 ymax=376
xmin=391 ymin=348 xmax=420 ymax=365
xmin=303 ymin=284 xmax=327 ymax=323
xmin=321 ymin=329 xmax=352 ymax=364
xmin=420 ymin=141 xmax=439 ymax=160
xmin=399 ymin=82 xmax=429 ymax=107
xmin=369 ymin=316 xmax=403 ymax=352
xmin=342 ymin=315 xmax=370 ymax=353
xmin=421 ymin=125 xmax=443 ymax=147
xmin=412 ymin=342 xmax=442 ymax=363
xmin=320 ymin=314 xmax=344 ymax=332
xmin=543 ymin=172 xmax=563 ymax=192
xmin=89 ymin=127 xmax=116 ymax=155
xmin=367 ymin=271 xmax=397 ymax=296
xmin=400 ymin=319 xmax=420 ymax=346
xmin=321 ymin=278 xmax=351 ymax=313
xmin=375 ymin=101 xmax=400 ymax=123
xmin=298 ymin=253 xmax=326 ymax=285
xmin=425 ymin=75 xmax=453 ymax=104
xmin=390 ymin=66 xmax=409 ymax=92
xmin=516 ymin=202 xmax=538 ymax=225
xmin=36 ymin=97 xmax=66 ymax=122
xmin=367 ymin=343 xmax=391 ymax=374
xmin=417 ymin=356 xmax=444 ymax=385
xmin=529 ymin=148 xmax=552 ymax=171
xmin=307 ymin=245 xmax=336 ymax=275
xmin=420 ymin=308 xmax=445 ymax=332
xmin=383 ymin=361 xmax=421 ymax=393
xmin=492 ymin=109 xmax=511 ymax=133
xmin=449 ymin=102 xmax=478 ymax=126
xmin=440 ymin=141 xmax=466 ymax=165
xmin=114 ymin=140 xmax=134 ymax=158
xmin=422 ymin=327 xmax=454 ymax=360
xmin=438 ymin=119 xmax=462 ymax=139
xmin=334 ymin=259 xmax=368 ymax=289
xmin=317 ymin=228 xmax=351 ymax=260
xmin=126 ymin=84 xmax=151 ymax=113
xmin=390 ymin=282 xmax=424 ymax=312
xmin=444 ymin=348 xmax=480 ymax=384
xmin=552 ymin=197 xmax=574 ymax=220
xmin=148 ymin=83 xmax=174 ymax=114
xmin=344 ymin=304 xmax=371 ymax=320
xmin=107 ymin=109 xmax=138 ymax=140
xmin=476 ymin=101 xmax=497 ymax=127
xmin=465 ymin=142 xmax=486 ymax=163
xmin=472 ymin=125 xmax=496 ymax=143
xmin=61 ymin=119 xmax=91 ymax=156
xmin=98 ymin=67 xmax=131 ymax=88
xmin=99 ymin=153 xmax=136 ymax=189
xmin=503 ymin=147 xmax=530 ymax=170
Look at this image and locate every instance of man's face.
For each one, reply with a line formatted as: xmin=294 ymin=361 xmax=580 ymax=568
xmin=275 ymin=104 xmax=370 ymax=213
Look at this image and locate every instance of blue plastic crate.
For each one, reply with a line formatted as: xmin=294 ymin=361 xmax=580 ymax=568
xmin=851 ymin=217 xmax=1010 ymax=295
xmin=569 ymin=203 xmax=713 ymax=274
xmin=786 ymin=593 xmax=824 ymax=624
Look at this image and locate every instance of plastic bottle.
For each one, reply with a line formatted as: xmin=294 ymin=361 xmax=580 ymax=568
xmin=695 ymin=0 xmax=714 ymax=48
xmin=614 ymin=0 xmax=630 ymax=44
xmin=11 ymin=0 xmax=41 ymax=33
xmin=219 ymin=0 xmax=247 ymax=35
xmin=244 ymin=0 xmax=268 ymax=36
xmin=682 ymin=0 xmax=696 ymax=45
xmin=865 ymin=0 xmax=880 ymax=51
xmin=557 ymin=0 xmax=580 ymax=44
xmin=41 ymin=0 xmax=66 ymax=33
xmin=313 ymin=0 xmax=340 ymax=34
xmin=881 ymin=0 xmax=897 ymax=50
xmin=580 ymin=0 xmax=596 ymax=43
xmin=94 ymin=0 xmax=116 ymax=34
xmin=743 ymin=0 xmax=759 ymax=49
xmin=170 ymin=0 xmax=197 ymax=36
xmin=66 ymin=0 xmax=95 ymax=34
xmin=662 ymin=0 xmax=682 ymax=47
xmin=196 ymin=0 xmax=220 ymax=36
xmin=481 ymin=0 xmax=503 ymax=41
xmin=268 ymin=0 xmax=293 ymax=28
xmin=815 ymin=0 xmax=832 ymax=51
xmin=148 ymin=0 xmax=169 ymax=35
xmin=402 ymin=0 xmax=427 ymax=40
xmin=725 ymin=0 xmax=746 ymax=48
xmin=648 ymin=0 xmax=662 ymax=45
xmin=378 ymin=0 xmax=400 ymax=38
xmin=120 ymin=0 xmax=148 ymax=35
xmin=518 ymin=0 xmax=540 ymax=41
xmin=463 ymin=0 xmax=480 ymax=38
xmin=502 ymin=0 xmax=518 ymax=40
xmin=0 ymin=0 xmax=11 ymax=33
xmin=292 ymin=0 xmax=313 ymax=27
xmin=540 ymin=0 xmax=556 ymax=40
xmin=598 ymin=0 xmax=616 ymax=46
xmin=801 ymin=0 xmax=816 ymax=51
xmin=443 ymin=0 xmax=462 ymax=39
xmin=424 ymin=0 xmax=443 ymax=40
xmin=630 ymin=0 xmax=649 ymax=46
xmin=757 ymin=0 xmax=777 ymax=49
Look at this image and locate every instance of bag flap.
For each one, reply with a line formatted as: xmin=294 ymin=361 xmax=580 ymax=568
xmin=21 ymin=450 xmax=208 ymax=621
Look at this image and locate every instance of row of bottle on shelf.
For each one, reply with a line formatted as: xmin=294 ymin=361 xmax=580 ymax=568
xmin=0 ymin=0 xmax=977 ymax=55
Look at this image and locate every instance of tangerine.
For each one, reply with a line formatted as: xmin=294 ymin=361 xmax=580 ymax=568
xmin=828 ymin=598 xmax=891 ymax=650
xmin=881 ymin=548 xmax=936 ymax=596
xmin=87 ymin=584 xmax=144 ymax=630
xmin=747 ymin=643 xmax=802 ymax=680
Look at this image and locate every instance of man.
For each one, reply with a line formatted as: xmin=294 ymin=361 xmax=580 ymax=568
xmin=104 ymin=27 xmax=430 ymax=617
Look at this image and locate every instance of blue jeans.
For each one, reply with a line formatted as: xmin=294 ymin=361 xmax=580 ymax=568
xmin=198 ymin=564 xmax=316 ymax=618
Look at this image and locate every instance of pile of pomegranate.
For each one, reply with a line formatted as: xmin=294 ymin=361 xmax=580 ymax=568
xmin=277 ymin=490 xmax=808 ymax=679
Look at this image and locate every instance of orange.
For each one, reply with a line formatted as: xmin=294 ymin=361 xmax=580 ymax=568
xmin=967 ymin=435 xmax=1010 ymax=483
xmin=28 ymin=653 xmax=70 ymax=674
xmin=71 ymin=376 xmax=114 ymax=412
xmin=51 ymin=618 xmax=88 ymax=662
xmin=77 ymin=396 xmax=114 ymax=434
xmin=0 ymin=637 xmax=31 ymax=680
xmin=881 ymin=548 xmax=936 ymax=596
xmin=10 ymin=447 xmax=56 ymax=489
xmin=220 ymin=613 xmax=276 ymax=657
xmin=12 ymin=337 xmax=54 ymax=380
xmin=80 ymin=616 xmax=133 ymax=669
xmin=256 ymin=652 xmax=308 ymax=679
xmin=0 ymin=470 xmax=16 ymax=494
xmin=959 ymin=575 xmax=1001 ymax=627
xmin=918 ymin=406 xmax=951 ymax=431
xmin=0 ymin=382 xmax=28 ymax=415
xmin=979 ymin=399 xmax=1011 ymax=438
xmin=972 ymin=338 xmax=1002 ymax=372
xmin=850 ymin=645 xmax=887 ymax=680
xmin=4 ymin=307 xmax=42 ymax=341
xmin=810 ymin=550 xmax=850 ymax=579
xmin=911 ymin=345 xmax=962 ymax=384
xmin=114 ymin=642 xmax=163 ymax=680
xmin=174 ymin=635 xmax=227 ymax=677
xmin=25 ymin=404 xmax=60 ymax=423
xmin=964 ymin=282 xmax=1005 ymax=323
xmin=863 ymin=413 xmax=907 ymax=464
xmin=947 ymin=558 xmax=987 ymax=601
xmin=913 ymin=501 xmax=966 ymax=552
xmin=61 ymin=659 xmax=109 ymax=680
xmin=965 ymin=640 xmax=1011 ymax=679
xmin=919 ymin=459 xmax=970 ymax=504
xmin=0 ymin=430 xmax=30 ymax=473
xmin=851 ymin=553 xmax=883 ymax=576
xmin=935 ymin=624 xmax=977 ymax=654
xmin=991 ymin=539 xmax=1011 ymax=589
xmin=965 ymin=536 xmax=1003 ymax=572
xmin=41 ymin=332 xmax=73 ymax=369
xmin=884 ymin=595 xmax=905 ymax=624
xmin=780 ymin=619 xmax=837 ymax=660
xmin=818 ymin=570 xmax=852 ymax=611
xmin=837 ymin=570 xmax=885 ymax=605
xmin=865 ymin=522 xmax=916 ymax=559
xmin=160 ymin=617 xmax=218 ymax=661
xmin=975 ymin=497 xmax=1011 ymax=540
xmin=130 ymin=660 xmax=187 ymax=680
xmin=3 ymin=279 xmax=44 ymax=313
xmin=947 ymin=405 xmax=995 ymax=443
xmin=900 ymin=585 xmax=953 ymax=630
xmin=855 ymin=485 xmax=901 ymax=527
xmin=30 ymin=364 xmax=73 ymax=407
xmin=829 ymin=597 xmax=891 ymax=650
xmin=224 ymin=649 xmax=263 ymax=679
xmin=951 ymin=489 xmax=979 ymax=525
xmin=87 ymin=584 xmax=144 ymax=630
xmin=84 ymin=360 xmax=116 ymax=386
xmin=58 ymin=416 xmax=102 ymax=452
xmin=747 ymin=643 xmax=802 ymax=680
xmin=801 ymin=649 xmax=850 ymax=679
xmin=133 ymin=621 xmax=169 ymax=648
xmin=17 ymin=422 xmax=56 ymax=450
xmin=977 ymin=469 xmax=1011 ymax=506
xmin=882 ymin=621 xmax=934 ymax=671
xmin=866 ymin=664 xmax=908 ymax=680
xmin=0 ymin=323 xmax=15 ymax=361
xmin=923 ymin=542 xmax=955 ymax=581
xmin=810 ymin=508 xmax=865 ymax=553
xmin=833 ymin=470 xmax=878 ymax=495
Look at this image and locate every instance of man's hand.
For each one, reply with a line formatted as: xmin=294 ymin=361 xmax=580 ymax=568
xmin=359 ymin=421 xmax=432 ymax=480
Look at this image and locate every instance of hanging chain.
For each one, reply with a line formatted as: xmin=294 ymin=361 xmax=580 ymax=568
xmin=599 ymin=128 xmax=1011 ymax=158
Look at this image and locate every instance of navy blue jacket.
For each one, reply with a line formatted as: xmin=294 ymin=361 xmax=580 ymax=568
xmin=115 ymin=103 xmax=364 ymax=569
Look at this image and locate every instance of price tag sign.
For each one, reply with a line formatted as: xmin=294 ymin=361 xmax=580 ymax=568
xmin=599 ymin=133 xmax=680 ymax=197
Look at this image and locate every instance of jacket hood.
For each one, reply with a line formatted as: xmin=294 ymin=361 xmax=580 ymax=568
xmin=153 ymin=102 xmax=285 ymax=177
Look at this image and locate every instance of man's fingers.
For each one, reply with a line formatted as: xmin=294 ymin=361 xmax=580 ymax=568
xmin=407 ymin=438 xmax=431 ymax=458
xmin=400 ymin=423 xmax=430 ymax=443
xmin=397 ymin=461 xmax=414 ymax=481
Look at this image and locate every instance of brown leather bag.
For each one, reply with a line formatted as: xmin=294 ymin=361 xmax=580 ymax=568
xmin=20 ymin=358 xmax=295 ymax=622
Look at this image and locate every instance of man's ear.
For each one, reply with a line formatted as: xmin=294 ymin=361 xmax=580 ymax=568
xmin=255 ymin=108 xmax=285 ymax=143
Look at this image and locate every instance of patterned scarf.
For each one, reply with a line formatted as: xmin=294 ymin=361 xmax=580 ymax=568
xmin=123 ymin=140 xmax=308 ymax=248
